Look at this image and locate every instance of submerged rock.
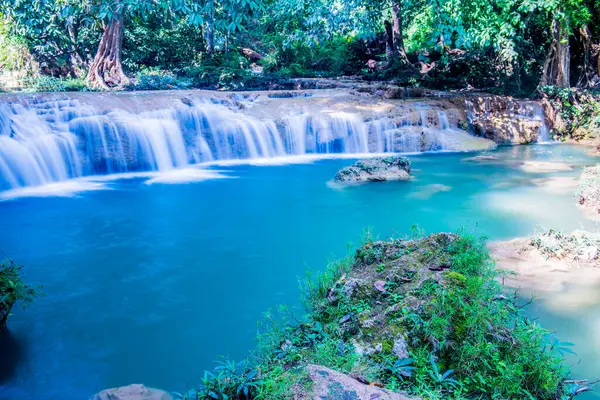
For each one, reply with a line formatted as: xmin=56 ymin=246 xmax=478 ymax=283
xmin=334 ymin=156 xmax=411 ymax=183
xmin=306 ymin=364 xmax=413 ymax=400
xmin=489 ymin=229 xmax=600 ymax=295
xmin=90 ymin=384 xmax=173 ymax=400
xmin=520 ymin=161 xmax=573 ymax=173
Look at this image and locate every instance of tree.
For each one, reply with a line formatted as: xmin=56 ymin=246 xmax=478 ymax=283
xmin=0 ymin=0 xmax=99 ymax=77
xmin=85 ymin=0 xmax=205 ymax=89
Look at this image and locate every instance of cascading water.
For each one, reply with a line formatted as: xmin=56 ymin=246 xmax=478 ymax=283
xmin=0 ymin=96 xmax=490 ymax=191
xmin=465 ymin=96 xmax=552 ymax=143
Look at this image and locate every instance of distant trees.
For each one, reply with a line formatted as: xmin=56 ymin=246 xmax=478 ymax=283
xmin=0 ymin=0 xmax=598 ymax=90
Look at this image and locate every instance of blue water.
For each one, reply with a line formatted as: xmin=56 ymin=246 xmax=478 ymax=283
xmin=0 ymin=145 xmax=598 ymax=399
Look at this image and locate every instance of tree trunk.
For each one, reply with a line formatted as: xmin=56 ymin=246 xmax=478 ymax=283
xmin=205 ymin=0 xmax=215 ymax=54
xmin=390 ymin=0 xmax=410 ymax=64
xmin=86 ymin=12 xmax=129 ymax=89
xmin=67 ymin=21 xmax=86 ymax=78
xmin=385 ymin=0 xmax=413 ymax=69
xmin=541 ymin=18 xmax=570 ymax=88
xmin=576 ymin=26 xmax=594 ymax=87
xmin=384 ymin=20 xmax=395 ymax=65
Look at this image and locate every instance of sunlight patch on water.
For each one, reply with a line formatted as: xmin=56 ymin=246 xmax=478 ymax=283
xmin=481 ymin=188 xmax=595 ymax=233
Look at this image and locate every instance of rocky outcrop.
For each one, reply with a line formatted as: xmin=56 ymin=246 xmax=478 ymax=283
xmin=334 ymin=156 xmax=411 ymax=183
xmin=306 ymin=364 xmax=413 ymax=400
xmin=465 ymin=96 xmax=548 ymax=144
xmin=489 ymin=230 xmax=600 ymax=305
xmin=577 ymin=164 xmax=600 ymax=219
xmin=90 ymin=384 xmax=173 ymax=400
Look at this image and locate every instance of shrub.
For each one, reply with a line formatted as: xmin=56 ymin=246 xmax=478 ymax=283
xmin=63 ymin=78 xmax=91 ymax=92
xmin=0 ymin=258 xmax=37 ymax=330
xmin=127 ymin=71 xmax=192 ymax=91
xmin=23 ymin=75 xmax=66 ymax=92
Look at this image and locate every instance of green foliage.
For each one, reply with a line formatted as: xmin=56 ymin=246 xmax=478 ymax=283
xmin=1 ymin=0 xmax=597 ymax=92
xmin=126 ymin=71 xmax=191 ymax=91
xmin=0 ymin=258 xmax=37 ymax=329
xmin=20 ymin=76 xmax=92 ymax=92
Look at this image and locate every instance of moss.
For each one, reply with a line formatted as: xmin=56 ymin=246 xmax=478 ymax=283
xmin=443 ymin=271 xmax=467 ymax=287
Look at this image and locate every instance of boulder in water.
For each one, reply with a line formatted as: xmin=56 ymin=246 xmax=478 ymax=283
xmin=90 ymin=384 xmax=173 ymax=400
xmin=334 ymin=156 xmax=411 ymax=183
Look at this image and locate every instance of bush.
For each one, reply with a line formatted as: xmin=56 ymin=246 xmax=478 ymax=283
xmin=23 ymin=75 xmax=66 ymax=92
xmin=0 ymin=258 xmax=37 ymax=330
xmin=20 ymin=76 xmax=93 ymax=93
xmin=127 ymin=71 xmax=192 ymax=91
xmin=63 ymin=78 xmax=91 ymax=92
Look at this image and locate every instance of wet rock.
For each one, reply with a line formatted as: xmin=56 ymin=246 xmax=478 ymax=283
xmin=465 ymin=96 xmax=548 ymax=144
xmin=352 ymin=339 xmax=383 ymax=356
xmin=334 ymin=156 xmax=411 ymax=183
xmin=90 ymin=384 xmax=173 ymax=400
xmin=383 ymin=87 xmax=407 ymax=99
xmin=306 ymin=364 xmax=413 ymax=400
xmin=392 ymin=336 xmax=409 ymax=359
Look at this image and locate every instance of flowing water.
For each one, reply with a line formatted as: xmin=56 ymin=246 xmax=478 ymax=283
xmin=0 ymin=95 xmax=597 ymax=399
xmin=0 ymin=95 xmax=491 ymax=193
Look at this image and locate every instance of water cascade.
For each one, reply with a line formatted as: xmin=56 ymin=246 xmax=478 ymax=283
xmin=465 ymin=96 xmax=552 ymax=143
xmin=0 ymin=96 xmax=490 ymax=191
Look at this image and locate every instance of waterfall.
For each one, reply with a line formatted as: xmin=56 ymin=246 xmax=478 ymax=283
xmin=0 ymin=97 xmax=490 ymax=191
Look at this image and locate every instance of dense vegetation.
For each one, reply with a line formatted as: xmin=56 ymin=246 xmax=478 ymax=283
xmin=0 ymin=257 xmax=37 ymax=330
xmin=0 ymin=0 xmax=598 ymax=95
xmin=179 ymin=231 xmax=582 ymax=399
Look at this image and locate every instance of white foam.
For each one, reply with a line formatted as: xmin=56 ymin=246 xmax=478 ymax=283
xmin=202 ymin=153 xmax=395 ymax=167
xmin=0 ymin=179 xmax=109 ymax=200
xmin=143 ymin=168 xmax=232 ymax=184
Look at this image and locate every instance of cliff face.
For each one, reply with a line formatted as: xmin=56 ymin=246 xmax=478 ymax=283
xmin=465 ymin=96 xmax=549 ymax=144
